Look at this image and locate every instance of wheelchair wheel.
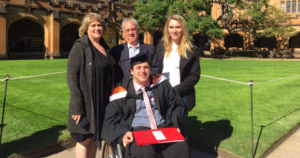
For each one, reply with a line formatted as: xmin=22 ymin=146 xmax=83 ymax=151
xmin=102 ymin=143 xmax=113 ymax=158
xmin=102 ymin=142 xmax=123 ymax=158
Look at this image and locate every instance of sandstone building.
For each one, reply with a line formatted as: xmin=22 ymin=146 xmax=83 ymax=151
xmin=1 ymin=0 xmax=300 ymax=59
xmin=210 ymin=0 xmax=300 ymax=57
xmin=0 ymin=0 xmax=142 ymax=59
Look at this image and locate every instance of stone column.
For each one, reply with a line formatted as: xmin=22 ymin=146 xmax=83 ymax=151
xmin=0 ymin=14 xmax=7 ymax=59
xmin=45 ymin=11 xmax=61 ymax=59
xmin=118 ymin=38 xmax=126 ymax=44
xmin=244 ymin=33 xmax=254 ymax=50
xmin=144 ymin=32 xmax=153 ymax=45
xmin=118 ymin=31 xmax=126 ymax=44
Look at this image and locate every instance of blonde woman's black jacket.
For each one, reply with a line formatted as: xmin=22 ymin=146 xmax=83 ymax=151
xmin=156 ymin=42 xmax=201 ymax=111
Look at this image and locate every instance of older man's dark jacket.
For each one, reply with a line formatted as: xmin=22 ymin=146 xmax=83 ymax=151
xmin=111 ymin=42 xmax=159 ymax=84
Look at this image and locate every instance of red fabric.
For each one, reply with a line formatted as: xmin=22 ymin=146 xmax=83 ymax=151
xmin=133 ymin=127 xmax=185 ymax=146
xmin=110 ymin=86 xmax=126 ymax=96
xmin=152 ymin=74 xmax=162 ymax=84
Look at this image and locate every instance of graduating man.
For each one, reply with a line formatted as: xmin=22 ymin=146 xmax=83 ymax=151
xmin=111 ymin=18 xmax=159 ymax=84
xmin=101 ymin=53 xmax=190 ymax=158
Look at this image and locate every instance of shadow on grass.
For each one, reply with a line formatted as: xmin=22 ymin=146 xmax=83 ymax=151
xmin=0 ymin=102 xmax=67 ymax=124
xmin=0 ymin=124 xmax=6 ymax=128
xmin=251 ymin=108 xmax=300 ymax=157
xmin=0 ymin=125 xmax=66 ymax=158
xmin=264 ymin=107 xmax=300 ymax=127
xmin=187 ymin=116 xmax=233 ymax=157
xmin=192 ymin=111 xmax=262 ymax=127
xmin=253 ymin=126 xmax=264 ymax=158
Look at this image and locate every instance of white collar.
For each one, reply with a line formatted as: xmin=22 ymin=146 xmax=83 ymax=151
xmin=109 ymin=74 xmax=167 ymax=102
xmin=127 ymin=42 xmax=140 ymax=48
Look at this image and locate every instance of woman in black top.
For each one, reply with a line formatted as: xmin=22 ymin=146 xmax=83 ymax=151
xmin=67 ymin=13 xmax=114 ymax=158
xmin=156 ymin=14 xmax=200 ymax=136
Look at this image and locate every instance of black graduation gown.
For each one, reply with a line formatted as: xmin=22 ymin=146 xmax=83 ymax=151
xmin=101 ymin=75 xmax=186 ymax=145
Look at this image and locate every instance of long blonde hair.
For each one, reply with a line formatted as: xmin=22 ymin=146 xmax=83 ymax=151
xmin=78 ymin=13 xmax=107 ymax=37
xmin=162 ymin=14 xmax=193 ymax=59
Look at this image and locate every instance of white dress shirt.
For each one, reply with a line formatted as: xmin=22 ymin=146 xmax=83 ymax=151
xmin=128 ymin=42 xmax=140 ymax=58
xmin=162 ymin=44 xmax=181 ymax=87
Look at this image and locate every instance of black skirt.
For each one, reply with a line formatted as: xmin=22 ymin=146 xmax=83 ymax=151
xmin=70 ymin=132 xmax=96 ymax=142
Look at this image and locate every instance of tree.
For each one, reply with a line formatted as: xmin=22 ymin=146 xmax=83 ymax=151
xmin=132 ymin=0 xmax=224 ymax=43
xmin=121 ymin=0 xmax=135 ymax=5
xmin=258 ymin=5 xmax=295 ymax=49
xmin=221 ymin=0 xmax=295 ymax=49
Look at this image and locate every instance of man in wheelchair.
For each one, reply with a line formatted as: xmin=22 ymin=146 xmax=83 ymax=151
xmin=102 ymin=53 xmax=190 ymax=158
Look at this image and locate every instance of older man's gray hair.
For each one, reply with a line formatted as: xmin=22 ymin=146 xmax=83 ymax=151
xmin=122 ymin=18 xmax=139 ymax=31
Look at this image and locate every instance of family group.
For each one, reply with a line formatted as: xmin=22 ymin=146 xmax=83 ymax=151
xmin=67 ymin=13 xmax=201 ymax=158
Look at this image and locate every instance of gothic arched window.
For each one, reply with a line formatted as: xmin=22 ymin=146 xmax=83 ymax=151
xmin=281 ymin=2 xmax=285 ymax=12
xmin=286 ymin=1 xmax=291 ymax=13
xmin=292 ymin=1 xmax=296 ymax=12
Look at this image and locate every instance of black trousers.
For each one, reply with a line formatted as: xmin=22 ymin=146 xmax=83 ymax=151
xmin=129 ymin=127 xmax=190 ymax=158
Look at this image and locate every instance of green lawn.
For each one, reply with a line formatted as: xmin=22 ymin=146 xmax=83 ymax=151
xmin=0 ymin=59 xmax=299 ymax=158
xmin=0 ymin=59 xmax=70 ymax=158
xmin=188 ymin=59 xmax=300 ymax=157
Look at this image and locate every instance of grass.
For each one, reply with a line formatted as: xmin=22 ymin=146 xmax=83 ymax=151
xmin=188 ymin=59 xmax=300 ymax=158
xmin=0 ymin=59 xmax=299 ymax=157
xmin=0 ymin=59 xmax=70 ymax=158
xmin=1 ymin=60 xmax=67 ymax=78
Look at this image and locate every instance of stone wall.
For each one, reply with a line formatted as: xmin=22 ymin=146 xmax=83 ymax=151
xmin=0 ymin=0 xmax=155 ymax=59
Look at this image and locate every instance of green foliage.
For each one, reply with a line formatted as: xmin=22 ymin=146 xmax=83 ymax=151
xmin=225 ymin=0 xmax=295 ymax=40
xmin=241 ymin=0 xmax=269 ymax=31
xmin=121 ymin=0 xmax=134 ymax=5
xmin=132 ymin=0 xmax=223 ymax=40
xmin=259 ymin=5 xmax=296 ymax=40
xmin=133 ymin=0 xmax=168 ymax=33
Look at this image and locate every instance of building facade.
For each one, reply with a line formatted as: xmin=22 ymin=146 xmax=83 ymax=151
xmin=209 ymin=0 xmax=300 ymax=55
xmin=0 ymin=0 xmax=149 ymax=59
xmin=1 ymin=0 xmax=300 ymax=59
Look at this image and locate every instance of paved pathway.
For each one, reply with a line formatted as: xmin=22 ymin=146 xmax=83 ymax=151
xmin=42 ymin=147 xmax=102 ymax=158
xmin=43 ymin=146 xmax=224 ymax=158
xmin=265 ymin=128 xmax=300 ymax=158
xmin=36 ymin=125 xmax=300 ymax=158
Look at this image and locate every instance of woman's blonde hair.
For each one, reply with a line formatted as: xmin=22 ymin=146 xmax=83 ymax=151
xmin=162 ymin=14 xmax=194 ymax=59
xmin=78 ymin=13 xmax=107 ymax=37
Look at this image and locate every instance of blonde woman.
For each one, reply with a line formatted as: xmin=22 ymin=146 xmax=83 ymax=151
xmin=67 ymin=13 xmax=114 ymax=158
xmin=156 ymin=14 xmax=201 ymax=136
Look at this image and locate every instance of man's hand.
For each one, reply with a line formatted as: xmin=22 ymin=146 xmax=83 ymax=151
xmin=123 ymin=131 xmax=134 ymax=148
xmin=176 ymin=128 xmax=181 ymax=133
xmin=72 ymin=113 xmax=83 ymax=125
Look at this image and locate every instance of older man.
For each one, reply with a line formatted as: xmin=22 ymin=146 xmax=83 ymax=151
xmin=102 ymin=53 xmax=190 ymax=158
xmin=112 ymin=18 xmax=159 ymax=84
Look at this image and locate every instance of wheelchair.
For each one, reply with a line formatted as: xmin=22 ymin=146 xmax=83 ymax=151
xmin=102 ymin=126 xmax=187 ymax=158
xmin=102 ymin=141 xmax=124 ymax=158
xmin=102 ymin=101 xmax=189 ymax=158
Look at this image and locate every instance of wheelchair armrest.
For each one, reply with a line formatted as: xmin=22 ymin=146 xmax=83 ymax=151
xmin=116 ymin=143 xmax=123 ymax=158
xmin=103 ymin=140 xmax=124 ymax=158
